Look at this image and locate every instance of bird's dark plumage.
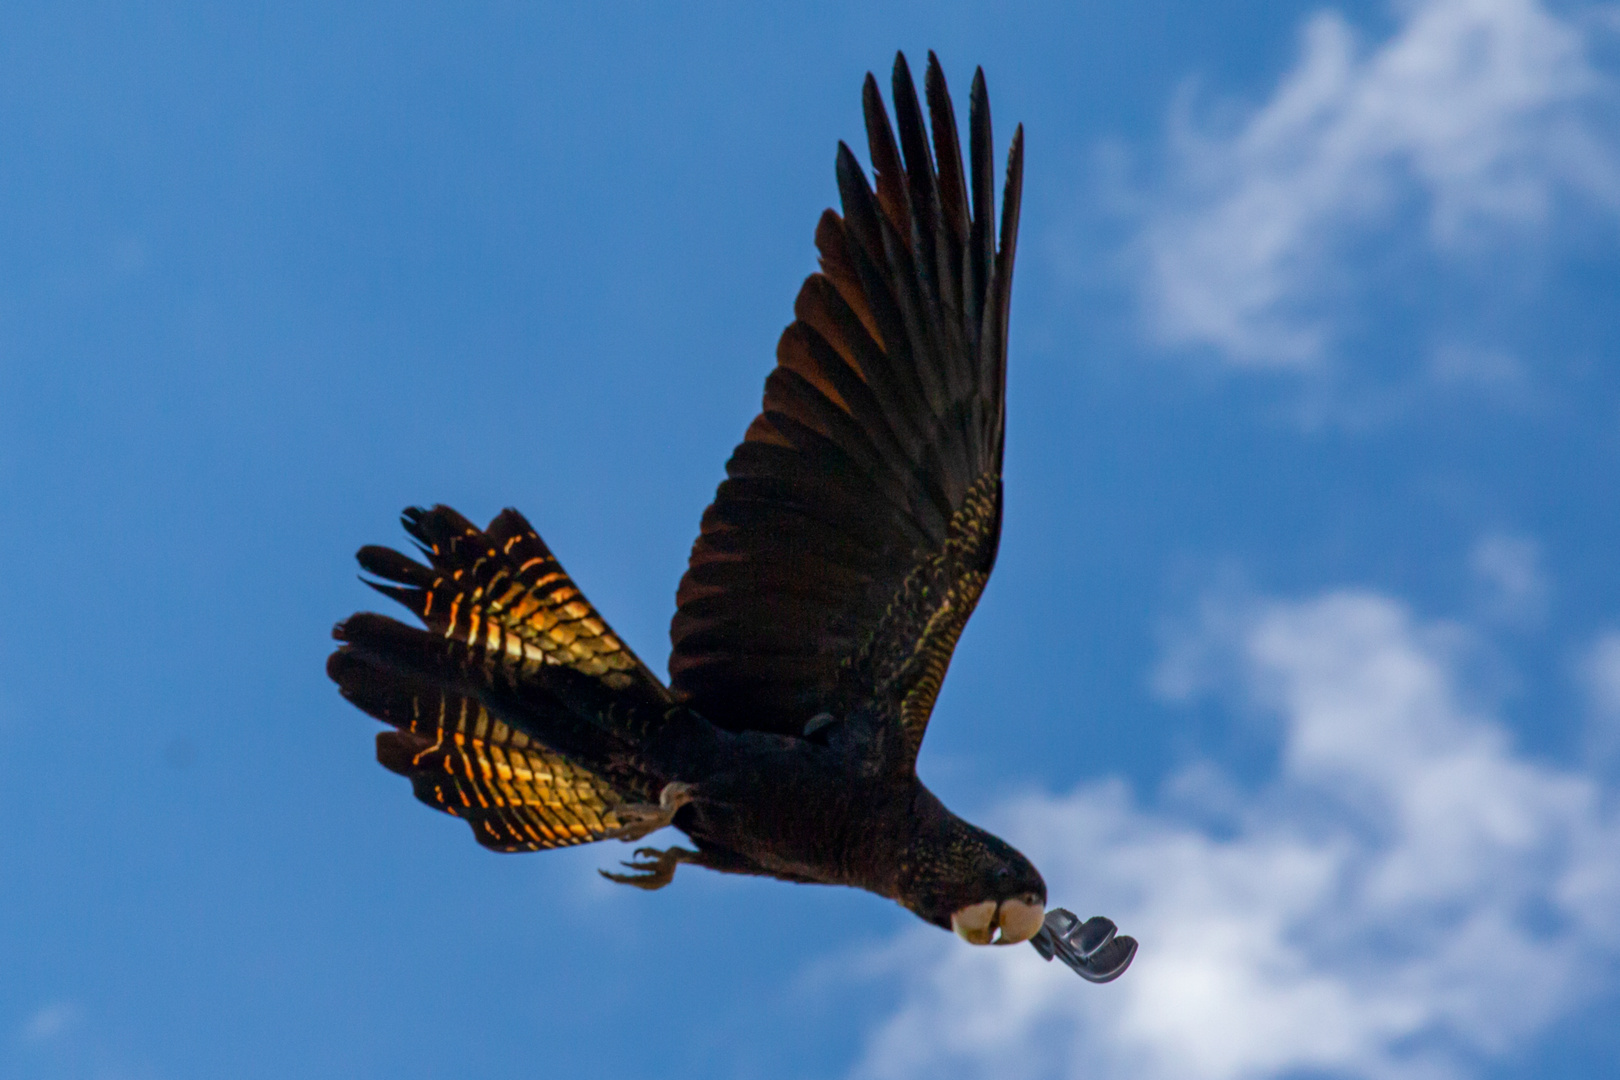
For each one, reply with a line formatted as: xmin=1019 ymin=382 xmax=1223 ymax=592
xmin=327 ymin=53 xmax=1134 ymax=980
xmin=669 ymin=54 xmax=1020 ymax=766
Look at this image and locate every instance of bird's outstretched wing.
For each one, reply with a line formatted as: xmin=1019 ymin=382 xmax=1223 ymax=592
xmin=669 ymin=53 xmax=1023 ymax=765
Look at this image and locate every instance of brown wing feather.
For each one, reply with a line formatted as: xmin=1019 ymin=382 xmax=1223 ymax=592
xmin=669 ymin=53 xmax=1023 ymax=762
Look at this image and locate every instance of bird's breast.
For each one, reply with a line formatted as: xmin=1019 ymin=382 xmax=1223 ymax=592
xmin=680 ymin=728 xmax=915 ymax=895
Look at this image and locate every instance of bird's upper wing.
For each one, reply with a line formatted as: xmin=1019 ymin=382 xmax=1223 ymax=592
xmin=668 ymin=53 xmax=1022 ymax=765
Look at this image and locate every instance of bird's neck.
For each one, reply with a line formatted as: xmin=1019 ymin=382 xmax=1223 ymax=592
xmin=890 ymin=787 xmax=992 ymax=926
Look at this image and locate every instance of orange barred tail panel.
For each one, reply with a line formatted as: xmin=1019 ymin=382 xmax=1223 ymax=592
xmin=330 ymin=647 xmax=634 ymax=851
xmin=330 ymin=505 xmax=673 ymax=851
xmin=356 ymin=505 xmax=668 ymax=708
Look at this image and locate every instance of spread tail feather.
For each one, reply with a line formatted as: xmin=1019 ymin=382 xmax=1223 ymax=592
xmin=329 ymin=506 xmax=676 ymax=848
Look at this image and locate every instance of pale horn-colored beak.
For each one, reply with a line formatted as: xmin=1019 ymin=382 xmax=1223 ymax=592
xmin=993 ymin=897 xmax=1045 ymax=945
xmin=951 ymin=897 xmax=1046 ymax=945
xmin=951 ymin=900 xmax=998 ymax=945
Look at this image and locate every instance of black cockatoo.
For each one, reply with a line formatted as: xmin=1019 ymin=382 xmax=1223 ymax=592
xmin=328 ymin=52 xmax=1134 ymax=983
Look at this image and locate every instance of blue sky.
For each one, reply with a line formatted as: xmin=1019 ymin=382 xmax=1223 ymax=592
xmin=4 ymin=2 xmax=1620 ymax=1078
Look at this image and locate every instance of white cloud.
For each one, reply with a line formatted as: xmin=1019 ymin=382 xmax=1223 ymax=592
xmin=1135 ymin=0 xmax=1620 ymax=369
xmin=1579 ymin=630 xmax=1620 ymax=760
xmin=1581 ymin=631 xmax=1620 ymax=715
xmin=1469 ymin=532 xmax=1548 ymax=623
xmin=852 ymin=589 xmax=1620 ymax=1080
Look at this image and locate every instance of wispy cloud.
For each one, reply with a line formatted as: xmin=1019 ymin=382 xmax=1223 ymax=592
xmin=1579 ymin=630 xmax=1620 ymax=761
xmin=17 ymin=1002 xmax=78 ymax=1044
xmin=1134 ymin=0 xmax=1620 ymax=370
xmin=1469 ymin=532 xmax=1548 ymax=624
xmin=852 ymin=588 xmax=1620 ymax=1080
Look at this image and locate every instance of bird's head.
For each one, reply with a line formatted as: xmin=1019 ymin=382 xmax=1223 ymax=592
xmin=899 ymin=796 xmax=1046 ymax=945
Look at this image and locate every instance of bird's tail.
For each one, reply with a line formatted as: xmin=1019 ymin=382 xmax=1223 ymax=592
xmin=328 ymin=505 xmax=675 ymax=851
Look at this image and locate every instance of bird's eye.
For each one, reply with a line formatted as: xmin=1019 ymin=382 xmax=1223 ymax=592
xmin=994 ymin=866 xmax=1011 ymax=882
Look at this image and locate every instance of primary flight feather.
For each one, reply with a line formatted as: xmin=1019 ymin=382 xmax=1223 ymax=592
xmin=328 ymin=52 xmax=1134 ymax=982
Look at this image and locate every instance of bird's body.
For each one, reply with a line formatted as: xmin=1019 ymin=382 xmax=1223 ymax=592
xmin=634 ymin=704 xmax=914 ymax=893
xmin=328 ymin=53 xmax=1133 ymax=976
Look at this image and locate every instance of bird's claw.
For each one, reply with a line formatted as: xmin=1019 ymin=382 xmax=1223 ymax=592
xmin=1030 ymin=908 xmax=1137 ymax=983
xmin=598 ymin=845 xmax=698 ymax=891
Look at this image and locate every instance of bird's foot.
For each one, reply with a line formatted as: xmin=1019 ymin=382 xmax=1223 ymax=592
xmin=599 ymin=846 xmax=699 ymax=891
xmin=605 ymin=781 xmax=695 ymax=843
xmin=1030 ymin=908 xmax=1137 ymax=983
